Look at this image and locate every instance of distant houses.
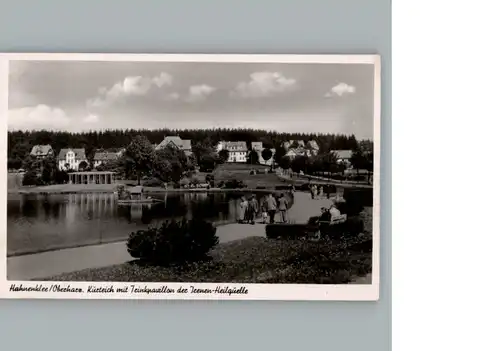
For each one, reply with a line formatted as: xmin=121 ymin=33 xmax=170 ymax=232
xmin=58 ymin=148 xmax=87 ymax=171
xmin=281 ymin=139 xmax=320 ymax=159
xmin=216 ymin=141 xmax=248 ymax=163
xmin=330 ymin=149 xmax=353 ymax=165
xmin=155 ymin=136 xmax=192 ymax=156
xmin=30 ymin=145 xmax=54 ymax=159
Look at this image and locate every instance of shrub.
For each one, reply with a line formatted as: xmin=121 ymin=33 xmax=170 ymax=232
xmin=351 ymin=175 xmax=365 ymax=181
xmin=336 ymin=189 xmax=372 ymax=216
xmin=54 ymin=170 xmax=69 ymax=184
xmin=323 ymin=184 xmax=337 ymax=194
xmin=266 ymin=217 xmax=364 ymax=240
xmin=222 ymin=179 xmax=247 ymax=189
xmin=142 ymin=177 xmax=164 ymax=187
xmin=205 ymin=174 xmax=215 ymax=187
xmin=22 ymin=171 xmax=38 ymax=186
xmin=127 ymin=219 xmax=219 ymax=265
xmin=179 ymin=178 xmax=190 ymax=188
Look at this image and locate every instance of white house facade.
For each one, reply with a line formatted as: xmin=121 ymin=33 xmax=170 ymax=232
xmin=216 ymin=141 xmax=248 ymax=163
xmin=58 ymin=148 xmax=87 ymax=171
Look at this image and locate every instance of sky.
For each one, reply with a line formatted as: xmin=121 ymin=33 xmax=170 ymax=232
xmin=8 ymin=60 xmax=375 ymax=139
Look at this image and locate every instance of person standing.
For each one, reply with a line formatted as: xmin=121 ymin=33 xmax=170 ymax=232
xmin=238 ymin=196 xmax=248 ymax=224
xmin=318 ymin=185 xmax=323 ymax=198
xmin=266 ymin=193 xmax=277 ymax=224
xmin=310 ymin=184 xmax=315 ymax=199
xmin=278 ymin=193 xmax=289 ymax=223
xmin=248 ymin=194 xmax=259 ymax=225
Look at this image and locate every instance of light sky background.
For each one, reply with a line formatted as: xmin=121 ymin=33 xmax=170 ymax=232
xmin=8 ymin=60 xmax=375 ymax=139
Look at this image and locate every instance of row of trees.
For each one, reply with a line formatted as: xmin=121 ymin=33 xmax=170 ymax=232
xmin=8 ymin=128 xmax=370 ymax=169
xmin=272 ymin=148 xmax=374 ymax=182
xmin=21 ymin=155 xmax=71 ymax=186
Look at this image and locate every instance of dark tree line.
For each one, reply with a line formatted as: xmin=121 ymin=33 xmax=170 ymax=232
xmin=8 ymin=128 xmax=367 ymax=165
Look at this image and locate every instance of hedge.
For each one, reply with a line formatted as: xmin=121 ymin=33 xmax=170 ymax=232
xmin=265 ymin=217 xmax=364 ymax=240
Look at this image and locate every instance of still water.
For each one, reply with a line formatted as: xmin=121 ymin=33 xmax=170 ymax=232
xmin=7 ymin=192 xmax=267 ymax=257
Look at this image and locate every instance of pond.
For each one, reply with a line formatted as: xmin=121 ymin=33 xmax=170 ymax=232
xmin=7 ymin=191 xmax=272 ymax=257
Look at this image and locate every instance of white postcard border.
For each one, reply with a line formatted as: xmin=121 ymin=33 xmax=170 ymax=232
xmin=0 ymin=53 xmax=381 ymax=301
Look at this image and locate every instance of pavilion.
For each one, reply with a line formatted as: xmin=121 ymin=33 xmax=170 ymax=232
xmin=68 ymin=171 xmax=116 ymax=185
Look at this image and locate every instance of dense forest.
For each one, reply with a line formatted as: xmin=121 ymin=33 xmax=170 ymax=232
xmin=8 ymin=128 xmax=371 ymax=169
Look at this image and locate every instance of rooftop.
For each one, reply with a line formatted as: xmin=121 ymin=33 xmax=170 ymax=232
xmin=58 ymin=148 xmax=86 ymax=160
xmin=30 ymin=145 xmax=53 ymax=155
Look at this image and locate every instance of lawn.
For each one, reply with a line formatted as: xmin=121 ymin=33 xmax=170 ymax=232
xmin=213 ymin=163 xmax=306 ymax=189
xmin=45 ymin=236 xmax=372 ymax=284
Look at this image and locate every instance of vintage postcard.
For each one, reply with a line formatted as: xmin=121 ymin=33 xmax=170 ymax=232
xmin=0 ymin=53 xmax=380 ymax=300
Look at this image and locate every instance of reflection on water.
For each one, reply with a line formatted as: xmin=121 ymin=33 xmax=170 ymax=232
xmin=7 ymin=192 xmax=266 ymax=256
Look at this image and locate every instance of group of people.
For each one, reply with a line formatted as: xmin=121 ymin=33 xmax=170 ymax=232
xmin=309 ymin=183 xmax=332 ymax=200
xmin=238 ymin=193 xmax=290 ymax=224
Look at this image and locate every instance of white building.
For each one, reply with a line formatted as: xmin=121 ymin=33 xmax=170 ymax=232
xmin=58 ymin=148 xmax=87 ymax=171
xmin=216 ymin=141 xmax=248 ymax=163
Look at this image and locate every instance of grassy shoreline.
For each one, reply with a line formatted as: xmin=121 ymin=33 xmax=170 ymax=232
xmin=44 ymin=208 xmax=373 ymax=284
xmin=44 ymin=235 xmax=372 ymax=284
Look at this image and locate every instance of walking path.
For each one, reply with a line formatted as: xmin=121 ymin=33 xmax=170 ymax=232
xmin=8 ymin=192 xmax=333 ymax=280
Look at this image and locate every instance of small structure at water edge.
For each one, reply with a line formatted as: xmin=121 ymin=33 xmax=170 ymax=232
xmin=129 ymin=186 xmax=143 ymax=201
xmin=115 ymin=184 xmax=162 ymax=204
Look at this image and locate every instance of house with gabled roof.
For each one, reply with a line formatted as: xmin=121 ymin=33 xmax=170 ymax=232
xmin=93 ymin=150 xmax=121 ymax=168
xmin=306 ymin=140 xmax=320 ymax=154
xmin=58 ymin=148 xmax=87 ymax=171
xmin=155 ymin=136 xmax=192 ymax=156
xmin=216 ymin=141 xmax=248 ymax=163
xmin=330 ymin=150 xmax=353 ymax=165
xmin=282 ymin=140 xmax=305 ymax=150
xmin=30 ymin=145 xmax=54 ymax=159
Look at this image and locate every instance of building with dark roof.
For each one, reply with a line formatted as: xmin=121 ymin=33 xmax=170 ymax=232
xmin=30 ymin=145 xmax=54 ymax=159
xmin=93 ymin=150 xmax=121 ymax=168
xmin=155 ymin=136 xmax=192 ymax=156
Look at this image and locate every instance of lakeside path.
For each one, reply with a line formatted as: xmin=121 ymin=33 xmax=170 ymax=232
xmin=7 ymin=192 xmax=332 ymax=280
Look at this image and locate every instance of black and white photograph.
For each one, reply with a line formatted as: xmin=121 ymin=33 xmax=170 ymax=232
xmin=0 ymin=54 xmax=380 ymax=300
